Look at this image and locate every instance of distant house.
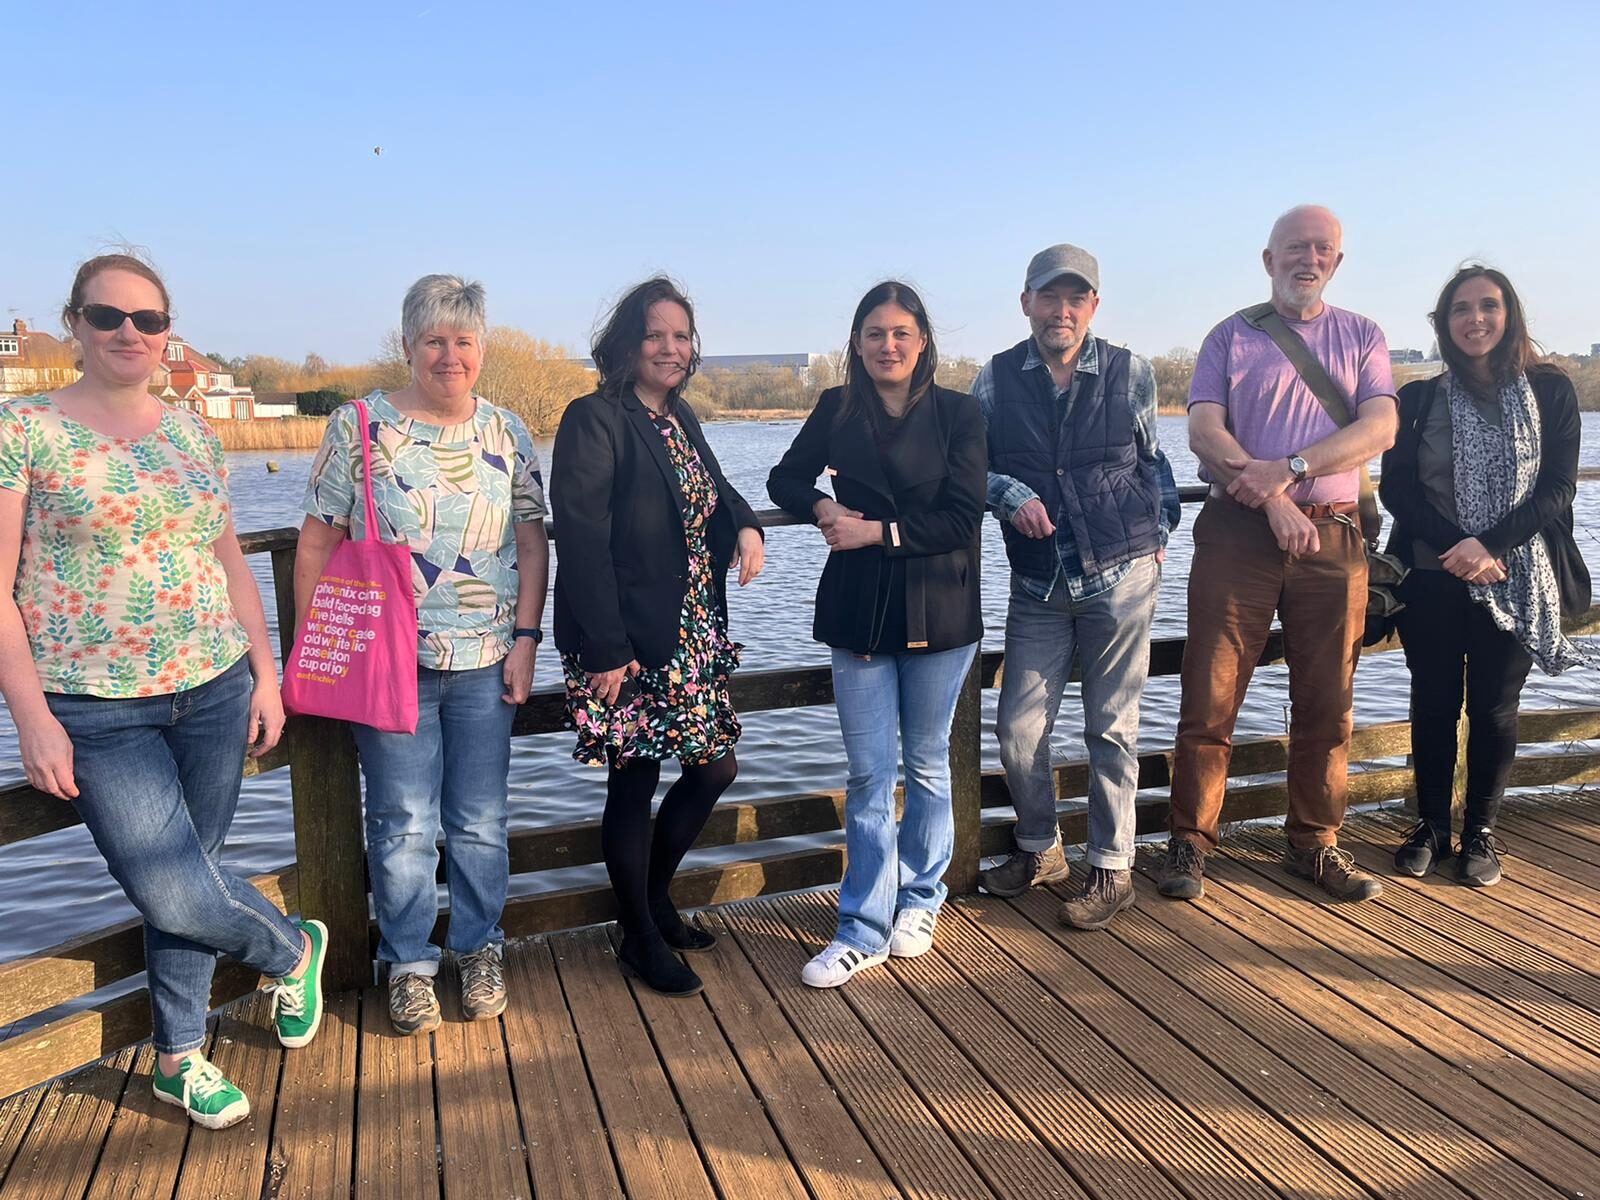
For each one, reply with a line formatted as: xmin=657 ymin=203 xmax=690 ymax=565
xmin=152 ymin=336 xmax=256 ymax=420
xmin=252 ymin=391 xmax=300 ymax=418
xmin=1388 ymin=348 xmax=1425 ymax=365
xmin=0 ymin=320 xmax=78 ymax=397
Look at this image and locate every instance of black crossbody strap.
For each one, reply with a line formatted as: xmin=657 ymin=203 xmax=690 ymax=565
xmin=1237 ymin=302 xmax=1381 ymax=544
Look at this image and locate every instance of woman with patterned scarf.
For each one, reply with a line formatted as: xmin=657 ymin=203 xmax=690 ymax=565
xmin=1380 ymin=265 xmax=1591 ymax=887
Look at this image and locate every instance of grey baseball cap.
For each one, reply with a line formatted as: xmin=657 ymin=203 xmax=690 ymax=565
xmin=1025 ymin=244 xmax=1099 ymax=293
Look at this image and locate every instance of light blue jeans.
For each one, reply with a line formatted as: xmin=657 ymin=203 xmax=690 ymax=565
xmin=996 ymin=555 xmax=1159 ymax=869
xmin=46 ymin=657 xmax=305 ymax=1055
xmin=351 ymin=661 xmax=514 ymax=977
xmin=829 ymin=642 xmax=978 ymax=954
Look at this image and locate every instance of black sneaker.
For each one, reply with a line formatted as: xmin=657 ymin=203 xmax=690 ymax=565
xmin=1456 ymin=827 xmax=1504 ymax=888
xmin=1394 ymin=821 xmax=1451 ymax=877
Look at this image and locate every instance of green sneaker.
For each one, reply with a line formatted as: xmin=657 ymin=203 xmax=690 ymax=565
xmin=272 ymin=918 xmax=328 ymax=1048
xmin=152 ymin=1054 xmax=250 ymax=1130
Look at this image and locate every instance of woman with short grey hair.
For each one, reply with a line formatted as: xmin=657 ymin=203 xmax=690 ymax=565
xmin=296 ymin=273 xmax=550 ymax=1033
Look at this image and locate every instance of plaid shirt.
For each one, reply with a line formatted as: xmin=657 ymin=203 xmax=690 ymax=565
xmin=973 ymin=336 xmax=1179 ymax=602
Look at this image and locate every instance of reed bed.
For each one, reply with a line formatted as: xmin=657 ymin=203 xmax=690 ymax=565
xmin=209 ymin=416 xmax=328 ymax=451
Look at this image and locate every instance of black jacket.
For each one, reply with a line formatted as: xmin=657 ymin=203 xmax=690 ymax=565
xmin=1380 ymin=369 xmax=1590 ymax=619
xmin=551 ymin=388 xmax=762 ymax=672
xmin=767 ymin=385 xmax=985 ymax=654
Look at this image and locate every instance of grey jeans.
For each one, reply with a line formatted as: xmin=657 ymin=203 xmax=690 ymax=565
xmin=995 ymin=555 xmax=1159 ymax=869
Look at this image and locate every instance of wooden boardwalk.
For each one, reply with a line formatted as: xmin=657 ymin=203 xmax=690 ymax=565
xmin=2 ymin=791 xmax=1599 ymax=1200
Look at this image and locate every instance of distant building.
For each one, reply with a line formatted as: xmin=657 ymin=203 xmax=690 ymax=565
xmin=251 ymin=391 xmax=301 ymax=418
xmin=1591 ymin=343 xmax=1599 ymax=358
xmin=0 ymin=319 xmax=77 ymax=397
xmin=150 ymin=336 xmax=256 ymax=420
xmin=1389 ymin=348 xmax=1425 ymax=365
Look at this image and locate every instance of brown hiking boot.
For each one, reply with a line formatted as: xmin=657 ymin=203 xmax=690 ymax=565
xmin=1284 ymin=843 xmax=1383 ymax=901
xmin=1058 ymin=867 xmax=1135 ymax=930
xmin=1156 ymin=838 xmax=1206 ymax=900
xmin=979 ymin=840 xmax=1071 ymax=897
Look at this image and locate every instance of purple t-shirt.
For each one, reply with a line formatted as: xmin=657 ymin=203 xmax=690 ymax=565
xmin=1188 ymin=304 xmax=1394 ymax=504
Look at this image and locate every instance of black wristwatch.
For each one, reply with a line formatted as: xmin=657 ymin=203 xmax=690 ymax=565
xmin=513 ymin=627 xmax=544 ymax=645
xmin=1287 ymin=454 xmax=1310 ymax=484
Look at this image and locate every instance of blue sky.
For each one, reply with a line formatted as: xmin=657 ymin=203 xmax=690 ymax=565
xmin=5 ymin=1 xmax=1598 ymax=368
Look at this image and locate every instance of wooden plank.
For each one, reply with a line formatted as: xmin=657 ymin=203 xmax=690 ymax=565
xmin=497 ymin=845 xmax=845 ymax=940
xmin=549 ymin=927 xmax=716 ymax=1200
xmin=1204 ymin=843 xmax=1600 ymax=1103
xmin=613 ymin=927 xmax=810 ymax=1200
xmin=0 ymin=783 xmax=84 ymax=850
xmin=0 ymin=1085 xmax=45 ymax=1190
xmin=825 ymin=904 xmax=1191 ymax=1200
xmin=1343 ymin=816 xmax=1600 ymax=971
xmin=285 ymin=716 xmax=369 ymax=993
xmin=774 ymin=892 xmax=1090 ymax=1200
xmin=1165 ymin=838 xmax=1600 ymax=1147
xmin=928 ymin=900 xmax=1278 ymax=1200
xmin=1228 ymin=830 xmax=1600 ymax=1057
xmin=81 ymin=1043 xmax=194 ymax=1200
xmin=267 ymin=990 xmax=358 ymax=1200
xmin=495 ymin=789 xmax=852 ymax=879
xmin=1503 ymin=798 xmax=1600 ymax=855
xmin=719 ymin=900 xmax=994 ymax=1200
xmin=1495 ymin=811 xmax=1600 ymax=881
xmin=0 ymin=867 xmax=297 ymax=1028
xmin=353 ymin=987 xmax=438 ymax=1200
xmin=0 ymin=1045 xmax=132 ymax=1200
xmin=170 ymin=994 xmax=285 ymax=1200
xmin=1125 ymin=852 xmax=1600 ymax=1196
xmin=0 ymin=992 xmax=150 ymax=1103
xmin=1008 ymin=886 xmax=1479 ymax=1200
xmin=498 ymin=939 xmax=622 ymax=1200
xmin=945 ymin=655 xmax=984 ymax=895
xmin=432 ymin=963 xmax=532 ymax=1200
xmin=949 ymin=894 xmax=1371 ymax=1200
xmin=693 ymin=911 xmax=900 ymax=1200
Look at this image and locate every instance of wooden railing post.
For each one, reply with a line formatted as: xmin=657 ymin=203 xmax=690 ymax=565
xmin=272 ymin=547 xmax=370 ymax=991
xmin=945 ymin=653 xmax=985 ymax=894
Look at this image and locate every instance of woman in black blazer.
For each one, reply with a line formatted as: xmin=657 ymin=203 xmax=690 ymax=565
xmin=1381 ymin=265 xmax=1590 ymax=888
xmin=552 ymin=277 xmax=764 ymax=996
xmin=769 ymin=281 xmax=985 ymax=989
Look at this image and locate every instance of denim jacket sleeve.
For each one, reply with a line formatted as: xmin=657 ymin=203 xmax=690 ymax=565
xmin=973 ymin=359 xmax=1038 ymax=521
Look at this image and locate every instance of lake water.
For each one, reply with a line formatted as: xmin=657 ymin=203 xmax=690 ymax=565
xmin=2 ymin=414 xmax=1598 ymax=964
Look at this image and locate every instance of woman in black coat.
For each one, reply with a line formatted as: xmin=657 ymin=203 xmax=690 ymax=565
xmin=552 ymin=277 xmax=764 ymax=996
xmin=1381 ymin=264 xmax=1590 ymax=888
xmin=769 ymin=281 xmax=985 ymax=989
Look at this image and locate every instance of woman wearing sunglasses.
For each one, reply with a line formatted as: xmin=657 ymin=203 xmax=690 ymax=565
xmin=0 ymin=254 xmax=327 ymax=1129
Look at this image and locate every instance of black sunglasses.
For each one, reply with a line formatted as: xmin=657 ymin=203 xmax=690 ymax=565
xmin=75 ymin=304 xmax=171 ymax=335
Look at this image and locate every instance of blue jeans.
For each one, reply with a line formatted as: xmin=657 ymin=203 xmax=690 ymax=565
xmin=46 ymin=657 xmax=305 ymax=1055
xmin=829 ymin=643 xmax=978 ymax=954
xmin=996 ymin=555 xmax=1160 ymax=869
xmin=352 ymin=662 xmax=514 ymax=977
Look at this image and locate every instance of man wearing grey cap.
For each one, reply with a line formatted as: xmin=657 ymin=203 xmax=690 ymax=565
xmin=974 ymin=244 xmax=1179 ymax=929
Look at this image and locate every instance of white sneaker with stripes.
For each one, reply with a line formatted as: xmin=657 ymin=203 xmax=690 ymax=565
xmin=889 ymin=908 xmax=937 ymax=958
xmin=800 ymin=939 xmax=889 ymax=989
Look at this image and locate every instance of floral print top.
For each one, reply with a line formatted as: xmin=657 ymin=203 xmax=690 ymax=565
xmin=561 ymin=411 xmax=742 ymax=766
xmin=0 ymin=394 xmax=252 ymax=697
xmin=303 ymin=391 xmax=547 ymax=671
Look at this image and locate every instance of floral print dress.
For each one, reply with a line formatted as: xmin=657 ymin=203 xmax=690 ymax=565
xmin=562 ymin=412 xmax=742 ymax=766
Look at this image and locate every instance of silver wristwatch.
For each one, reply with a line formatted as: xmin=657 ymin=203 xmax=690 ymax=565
xmin=1287 ymin=454 xmax=1309 ymax=483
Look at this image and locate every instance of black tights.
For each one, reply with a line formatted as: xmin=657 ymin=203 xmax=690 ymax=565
xmin=602 ymin=753 xmax=737 ymax=939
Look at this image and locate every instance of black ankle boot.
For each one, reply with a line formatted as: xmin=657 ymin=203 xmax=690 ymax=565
xmin=650 ymin=901 xmax=717 ymax=953
xmin=616 ymin=932 xmax=704 ymax=996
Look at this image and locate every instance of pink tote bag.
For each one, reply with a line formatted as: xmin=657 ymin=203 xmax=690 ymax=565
xmin=283 ymin=399 xmax=420 ymax=733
